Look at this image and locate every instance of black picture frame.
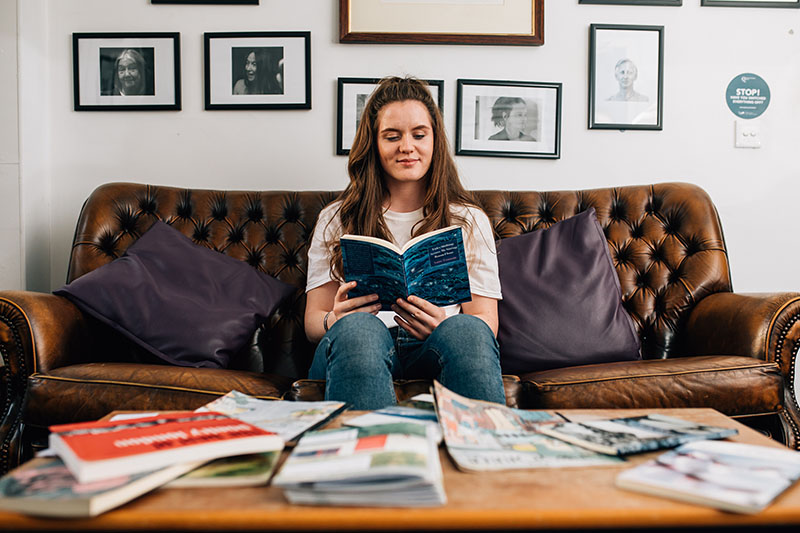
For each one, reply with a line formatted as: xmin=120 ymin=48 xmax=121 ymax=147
xmin=204 ymin=31 xmax=311 ymax=110
xmin=701 ymin=0 xmax=798 ymax=7
xmin=455 ymin=79 xmax=562 ymax=160
xmin=588 ymin=24 xmax=664 ymax=131
xmin=72 ymin=32 xmax=181 ymax=112
xmin=579 ymin=0 xmax=681 ymax=5
xmin=152 ymin=1 xmax=258 ymax=4
xmin=336 ymin=78 xmax=444 ymax=156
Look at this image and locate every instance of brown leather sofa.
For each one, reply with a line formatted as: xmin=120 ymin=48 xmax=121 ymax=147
xmin=1 ymin=181 xmax=798 ymax=474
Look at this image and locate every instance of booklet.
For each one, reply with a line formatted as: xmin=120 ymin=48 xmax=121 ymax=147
xmin=341 ymin=225 xmax=471 ymax=310
xmin=49 ymin=411 xmax=284 ymax=484
xmin=195 ymin=390 xmax=348 ymax=445
xmin=345 ymin=405 xmax=443 ymax=444
xmin=165 ymin=451 xmax=280 ymax=488
xmin=272 ymin=422 xmax=446 ymax=507
xmin=538 ymin=413 xmax=738 ymax=456
xmin=616 ymin=440 xmax=800 ymax=514
xmin=432 ymin=381 xmax=622 ymax=472
xmin=0 ymin=456 xmax=201 ymax=518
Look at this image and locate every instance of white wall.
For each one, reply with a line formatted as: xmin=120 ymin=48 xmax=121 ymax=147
xmin=12 ymin=0 xmax=800 ymax=293
xmin=0 ymin=0 xmax=21 ymax=290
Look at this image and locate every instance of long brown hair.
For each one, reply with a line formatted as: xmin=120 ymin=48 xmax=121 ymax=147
xmin=325 ymin=76 xmax=477 ymax=280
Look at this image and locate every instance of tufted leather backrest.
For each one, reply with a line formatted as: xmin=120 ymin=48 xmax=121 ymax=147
xmin=68 ymin=182 xmax=731 ymax=378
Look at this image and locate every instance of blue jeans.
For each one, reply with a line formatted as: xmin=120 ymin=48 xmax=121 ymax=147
xmin=308 ymin=312 xmax=505 ymax=410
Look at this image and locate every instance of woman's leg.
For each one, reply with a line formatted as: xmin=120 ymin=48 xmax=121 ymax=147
xmin=308 ymin=313 xmax=397 ymax=410
xmin=405 ymin=314 xmax=505 ymax=404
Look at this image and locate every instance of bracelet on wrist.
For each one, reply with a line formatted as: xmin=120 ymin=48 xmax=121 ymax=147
xmin=323 ymin=311 xmax=333 ymax=332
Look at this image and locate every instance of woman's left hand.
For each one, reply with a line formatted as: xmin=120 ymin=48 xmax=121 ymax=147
xmin=392 ymin=295 xmax=446 ymax=340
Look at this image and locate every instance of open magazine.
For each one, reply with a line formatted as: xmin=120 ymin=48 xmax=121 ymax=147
xmin=195 ymin=390 xmax=347 ymax=445
xmin=539 ymin=413 xmax=738 ymax=456
xmin=272 ymin=422 xmax=445 ymax=507
xmin=616 ymin=440 xmax=800 ymax=514
xmin=432 ymin=381 xmax=621 ymax=471
xmin=341 ymin=225 xmax=471 ymax=310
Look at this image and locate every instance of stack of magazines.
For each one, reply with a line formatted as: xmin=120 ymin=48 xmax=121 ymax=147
xmin=273 ymin=422 xmax=446 ymax=507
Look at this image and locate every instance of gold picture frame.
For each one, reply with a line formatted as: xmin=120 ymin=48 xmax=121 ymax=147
xmin=339 ymin=0 xmax=544 ymax=46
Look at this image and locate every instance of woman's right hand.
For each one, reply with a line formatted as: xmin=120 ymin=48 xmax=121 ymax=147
xmin=326 ymin=281 xmax=381 ymax=329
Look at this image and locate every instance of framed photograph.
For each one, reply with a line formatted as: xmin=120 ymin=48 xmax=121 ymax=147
xmin=204 ymin=32 xmax=311 ymax=110
xmin=455 ymin=79 xmax=562 ymax=160
xmin=72 ymin=32 xmax=180 ymax=111
xmin=589 ymin=24 xmax=664 ymax=130
xmin=152 ymin=1 xmax=258 ymax=4
xmin=701 ymin=0 xmax=798 ymax=6
xmin=339 ymin=0 xmax=544 ymax=46
xmin=336 ymin=78 xmax=444 ymax=156
xmin=579 ymin=0 xmax=681 ymax=5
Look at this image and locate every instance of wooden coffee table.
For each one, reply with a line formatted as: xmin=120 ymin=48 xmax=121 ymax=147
xmin=1 ymin=408 xmax=799 ymax=531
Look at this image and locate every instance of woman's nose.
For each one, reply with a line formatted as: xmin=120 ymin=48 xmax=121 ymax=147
xmin=399 ymin=135 xmax=413 ymax=152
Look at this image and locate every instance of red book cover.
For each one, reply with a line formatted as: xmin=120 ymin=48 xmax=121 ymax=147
xmin=49 ymin=411 xmax=284 ymax=484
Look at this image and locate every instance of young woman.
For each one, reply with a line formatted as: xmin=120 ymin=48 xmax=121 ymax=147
xmin=304 ymin=76 xmax=505 ymax=410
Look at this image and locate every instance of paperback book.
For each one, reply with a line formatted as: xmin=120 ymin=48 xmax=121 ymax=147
xmin=272 ymin=422 xmax=445 ymax=507
xmin=616 ymin=440 xmax=800 ymax=514
xmin=165 ymin=451 xmax=280 ymax=488
xmin=49 ymin=411 xmax=284 ymax=484
xmin=539 ymin=413 xmax=738 ymax=456
xmin=195 ymin=390 xmax=347 ymax=444
xmin=432 ymin=381 xmax=622 ymax=472
xmin=0 ymin=456 xmax=201 ymax=518
xmin=341 ymin=225 xmax=471 ymax=310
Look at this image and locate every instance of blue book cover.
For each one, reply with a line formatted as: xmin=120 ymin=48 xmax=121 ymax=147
xmin=340 ymin=225 xmax=471 ymax=310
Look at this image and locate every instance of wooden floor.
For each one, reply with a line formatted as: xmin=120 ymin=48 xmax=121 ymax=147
xmin=1 ymin=408 xmax=799 ymax=532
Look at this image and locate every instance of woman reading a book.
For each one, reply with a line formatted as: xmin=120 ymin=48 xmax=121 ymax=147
xmin=304 ymin=76 xmax=505 ymax=410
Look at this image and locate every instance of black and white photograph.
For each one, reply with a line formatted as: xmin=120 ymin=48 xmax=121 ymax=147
xmin=701 ymin=0 xmax=799 ymax=6
xmin=72 ymin=33 xmax=180 ymax=111
xmin=589 ymin=24 xmax=663 ymax=130
xmin=152 ymin=1 xmax=258 ymax=4
xmin=579 ymin=0 xmax=681 ymax=5
xmin=455 ymin=79 xmax=561 ymax=159
xmin=336 ymin=78 xmax=443 ymax=155
xmin=204 ymin=32 xmax=310 ymax=110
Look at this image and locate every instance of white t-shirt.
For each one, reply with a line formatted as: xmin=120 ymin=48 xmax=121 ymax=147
xmin=306 ymin=201 xmax=502 ymax=327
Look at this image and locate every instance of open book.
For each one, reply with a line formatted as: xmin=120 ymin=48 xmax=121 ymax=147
xmin=341 ymin=225 xmax=471 ymax=310
xmin=539 ymin=413 xmax=738 ymax=456
xmin=616 ymin=440 xmax=800 ymax=514
xmin=432 ymin=381 xmax=621 ymax=472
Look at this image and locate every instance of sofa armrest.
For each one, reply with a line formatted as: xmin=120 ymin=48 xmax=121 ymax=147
xmin=685 ymin=291 xmax=800 ymax=449
xmin=0 ymin=290 xmax=93 ymax=472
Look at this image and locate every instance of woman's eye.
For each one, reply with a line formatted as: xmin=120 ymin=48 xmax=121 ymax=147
xmin=413 ymin=134 xmax=426 ymax=139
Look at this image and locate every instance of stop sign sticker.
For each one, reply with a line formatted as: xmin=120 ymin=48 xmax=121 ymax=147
xmin=726 ymin=73 xmax=770 ymax=119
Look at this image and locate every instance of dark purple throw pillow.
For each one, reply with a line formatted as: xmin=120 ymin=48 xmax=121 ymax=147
xmin=496 ymin=208 xmax=641 ymax=374
xmin=54 ymin=221 xmax=295 ymax=369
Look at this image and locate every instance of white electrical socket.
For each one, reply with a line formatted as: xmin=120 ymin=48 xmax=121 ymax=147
xmin=735 ymin=120 xmax=761 ymax=149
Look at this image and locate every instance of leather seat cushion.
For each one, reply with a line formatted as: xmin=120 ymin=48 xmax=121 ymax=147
xmin=521 ymin=355 xmax=783 ymax=417
xmin=24 ymin=363 xmax=294 ymax=428
xmin=288 ymin=376 xmax=524 ymax=408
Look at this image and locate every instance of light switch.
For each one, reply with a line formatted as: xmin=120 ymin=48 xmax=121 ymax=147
xmin=735 ymin=120 xmax=761 ymax=149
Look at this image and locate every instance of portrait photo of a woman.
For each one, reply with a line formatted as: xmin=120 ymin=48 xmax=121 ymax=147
xmin=100 ymin=48 xmax=156 ymax=96
xmin=231 ymin=47 xmax=284 ymax=95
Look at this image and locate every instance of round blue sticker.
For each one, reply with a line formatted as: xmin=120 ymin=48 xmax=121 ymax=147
xmin=726 ymin=73 xmax=770 ymax=119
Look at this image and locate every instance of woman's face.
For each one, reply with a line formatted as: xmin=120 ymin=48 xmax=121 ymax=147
xmin=245 ymin=52 xmax=257 ymax=82
xmin=117 ymin=56 xmax=142 ymax=94
xmin=376 ymin=100 xmax=434 ymax=187
xmin=503 ymin=102 xmax=528 ymax=138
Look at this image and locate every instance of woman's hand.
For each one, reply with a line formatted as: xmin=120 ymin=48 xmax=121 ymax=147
xmin=392 ymin=295 xmax=446 ymax=340
xmin=328 ymin=281 xmax=381 ymax=329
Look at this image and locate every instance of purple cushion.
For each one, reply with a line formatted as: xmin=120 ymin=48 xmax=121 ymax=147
xmin=54 ymin=221 xmax=295 ymax=369
xmin=496 ymin=208 xmax=641 ymax=374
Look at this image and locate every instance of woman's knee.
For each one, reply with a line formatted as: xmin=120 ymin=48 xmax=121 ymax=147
xmin=433 ymin=314 xmax=497 ymax=348
xmin=324 ymin=312 xmax=393 ymax=368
